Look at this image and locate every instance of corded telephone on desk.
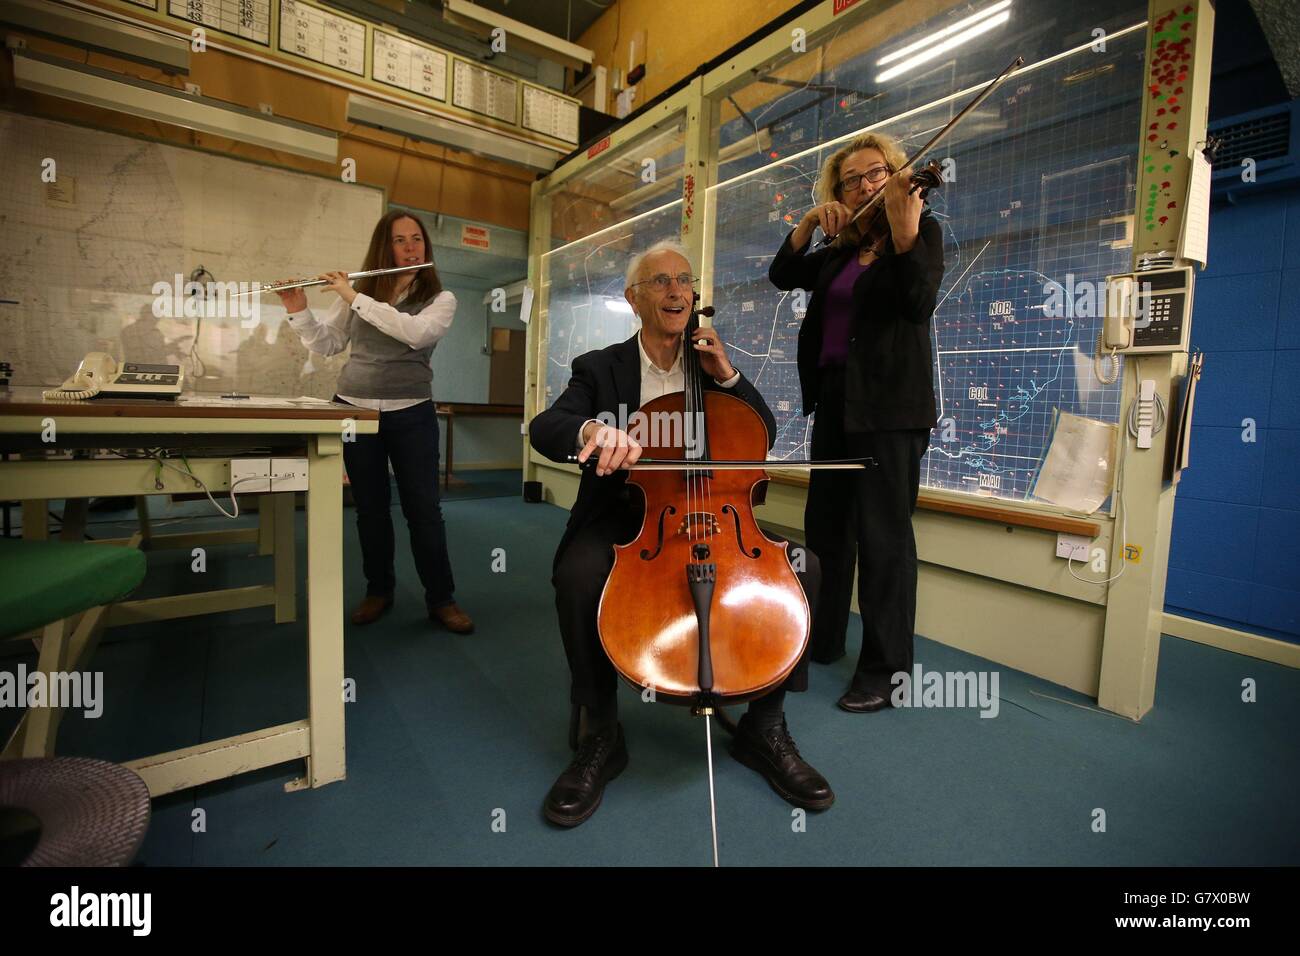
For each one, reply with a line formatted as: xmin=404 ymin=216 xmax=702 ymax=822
xmin=44 ymin=353 xmax=184 ymax=400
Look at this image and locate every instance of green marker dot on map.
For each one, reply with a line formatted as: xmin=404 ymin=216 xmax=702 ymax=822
xmin=1163 ymin=165 xmax=1173 ymax=172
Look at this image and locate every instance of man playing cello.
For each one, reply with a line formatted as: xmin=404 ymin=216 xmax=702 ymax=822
xmin=529 ymin=239 xmax=834 ymax=827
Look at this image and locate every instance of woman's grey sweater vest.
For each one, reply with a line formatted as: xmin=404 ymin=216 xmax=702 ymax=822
xmin=336 ymin=292 xmax=439 ymax=400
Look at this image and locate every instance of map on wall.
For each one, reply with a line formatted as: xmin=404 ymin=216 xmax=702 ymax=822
xmin=0 ymin=113 xmax=383 ymax=398
xmin=538 ymin=2 xmax=1148 ymax=504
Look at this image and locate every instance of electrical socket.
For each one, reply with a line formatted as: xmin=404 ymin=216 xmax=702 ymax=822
xmin=1056 ymin=533 xmax=1090 ymax=561
xmin=271 ymin=457 xmax=309 ymax=492
xmin=230 ymin=458 xmax=270 ymax=493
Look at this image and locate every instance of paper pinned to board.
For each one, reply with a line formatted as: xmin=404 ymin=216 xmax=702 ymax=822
xmin=1031 ymin=410 xmax=1119 ymax=514
xmin=1180 ymin=150 xmax=1212 ymax=267
xmin=519 ymin=285 xmax=534 ymax=326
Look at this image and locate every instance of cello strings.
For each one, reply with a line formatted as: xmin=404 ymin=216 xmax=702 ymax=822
xmin=686 ymin=325 xmax=696 ymax=546
xmin=692 ymin=324 xmax=707 ymax=548
xmin=700 ymin=329 xmax=713 ymax=549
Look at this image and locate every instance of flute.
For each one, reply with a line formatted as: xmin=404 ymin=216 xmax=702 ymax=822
xmin=229 ymin=261 xmax=434 ymax=297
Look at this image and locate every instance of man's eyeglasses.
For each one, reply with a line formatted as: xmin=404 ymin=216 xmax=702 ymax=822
xmin=837 ymin=165 xmax=892 ymax=193
xmin=631 ymin=273 xmax=700 ymax=291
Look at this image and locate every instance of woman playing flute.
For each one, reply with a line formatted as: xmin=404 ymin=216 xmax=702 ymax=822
xmin=277 ymin=210 xmax=473 ymax=633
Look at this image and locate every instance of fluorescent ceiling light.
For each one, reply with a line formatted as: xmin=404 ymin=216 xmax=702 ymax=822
xmin=0 ymin=0 xmax=190 ymax=73
xmin=347 ymin=94 xmax=558 ymax=172
xmin=876 ymin=10 xmax=1011 ymax=83
xmin=13 ymin=52 xmax=337 ymax=162
xmin=442 ymin=0 xmax=594 ymax=72
xmin=877 ymin=1 xmax=1012 ymax=67
xmin=605 ymin=299 xmax=633 ymax=313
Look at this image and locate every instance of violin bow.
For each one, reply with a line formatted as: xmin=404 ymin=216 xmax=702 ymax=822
xmin=568 ymin=456 xmax=874 ymax=471
xmin=817 ymin=55 xmax=1025 ymax=248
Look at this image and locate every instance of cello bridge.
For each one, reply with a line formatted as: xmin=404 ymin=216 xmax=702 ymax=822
xmin=678 ymin=512 xmax=720 ymax=537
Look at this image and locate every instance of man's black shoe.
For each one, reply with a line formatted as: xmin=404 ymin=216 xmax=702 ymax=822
xmin=543 ymin=724 xmax=628 ymax=827
xmin=730 ymin=714 xmax=834 ymax=810
xmin=837 ymin=690 xmax=890 ymax=713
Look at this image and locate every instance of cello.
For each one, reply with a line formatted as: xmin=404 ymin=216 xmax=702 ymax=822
xmin=596 ymin=304 xmax=809 ymax=710
xmin=587 ymin=301 xmax=858 ymax=866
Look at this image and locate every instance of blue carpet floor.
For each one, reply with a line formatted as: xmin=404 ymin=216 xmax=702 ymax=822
xmin=3 ymin=474 xmax=1297 ymax=866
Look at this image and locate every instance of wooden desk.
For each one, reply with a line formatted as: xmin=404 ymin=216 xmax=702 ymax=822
xmin=0 ymin=388 xmax=378 ymax=797
xmin=433 ymin=402 xmax=524 ymax=488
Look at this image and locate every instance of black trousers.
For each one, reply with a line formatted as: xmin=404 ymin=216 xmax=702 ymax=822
xmin=339 ymin=398 xmax=456 ymax=610
xmin=552 ymin=502 xmax=820 ymax=711
xmin=805 ymin=367 xmax=930 ymax=697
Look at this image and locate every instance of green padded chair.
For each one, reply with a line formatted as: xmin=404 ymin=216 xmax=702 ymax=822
xmin=0 ymin=538 xmax=146 ymax=758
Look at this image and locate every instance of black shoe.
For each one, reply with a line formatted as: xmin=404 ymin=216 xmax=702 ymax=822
xmin=543 ymin=724 xmax=628 ymax=828
xmin=837 ymin=689 xmax=890 ymax=713
xmin=730 ymin=714 xmax=834 ymax=811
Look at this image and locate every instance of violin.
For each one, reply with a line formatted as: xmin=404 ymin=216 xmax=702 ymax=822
xmin=835 ymin=160 xmax=946 ymax=254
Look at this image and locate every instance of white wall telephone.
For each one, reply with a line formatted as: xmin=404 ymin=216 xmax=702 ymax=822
xmin=44 ymin=352 xmax=184 ymax=400
xmin=1095 ymin=266 xmax=1195 ymax=385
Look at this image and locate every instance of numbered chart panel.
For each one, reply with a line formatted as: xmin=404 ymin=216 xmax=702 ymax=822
xmin=169 ymin=0 xmax=270 ymax=45
xmin=279 ymin=0 xmax=365 ymax=76
xmin=372 ymin=30 xmax=447 ymax=102
xmin=452 ymin=60 xmax=517 ymax=124
xmin=523 ymin=84 xmax=579 ymax=145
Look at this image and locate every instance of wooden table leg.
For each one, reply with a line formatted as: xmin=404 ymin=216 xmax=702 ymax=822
xmin=290 ymin=433 xmax=345 ymax=791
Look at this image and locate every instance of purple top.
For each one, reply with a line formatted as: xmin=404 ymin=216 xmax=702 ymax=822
xmin=818 ymin=256 xmax=874 ymax=368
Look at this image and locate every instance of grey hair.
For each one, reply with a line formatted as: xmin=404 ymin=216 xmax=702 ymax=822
xmin=625 ymin=238 xmax=693 ymax=290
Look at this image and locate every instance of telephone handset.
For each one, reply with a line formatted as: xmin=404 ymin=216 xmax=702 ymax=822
xmin=1095 ymin=267 xmax=1195 ymax=384
xmin=44 ymin=352 xmax=185 ymax=400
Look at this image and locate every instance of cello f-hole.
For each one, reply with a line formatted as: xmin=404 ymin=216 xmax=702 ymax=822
xmin=721 ymin=504 xmax=761 ymax=559
xmin=640 ymin=505 xmax=677 ymax=560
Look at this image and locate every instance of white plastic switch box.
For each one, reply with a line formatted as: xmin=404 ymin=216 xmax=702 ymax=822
xmin=230 ymin=458 xmax=271 ymax=494
xmin=1056 ymin=533 xmax=1091 ymax=561
xmin=271 ymin=458 xmax=309 ymax=492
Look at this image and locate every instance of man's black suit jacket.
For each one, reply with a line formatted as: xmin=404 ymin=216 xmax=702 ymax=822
xmin=529 ymin=333 xmax=777 ymax=571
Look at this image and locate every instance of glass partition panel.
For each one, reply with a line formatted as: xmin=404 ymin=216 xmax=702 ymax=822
xmin=539 ymin=202 xmax=686 ymax=411
xmin=0 ymin=111 xmax=384 ymax=400
xmin=547 ymin=118 xmax=687 ymax=249
xmin=706 ymin=0 xmax=1148 ymax=503
xmin=539 ymin=116 xmax=689 ymax=411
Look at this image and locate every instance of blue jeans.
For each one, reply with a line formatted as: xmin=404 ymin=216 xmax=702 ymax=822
xmin=338 ymin=398 xmax=455 ymax=610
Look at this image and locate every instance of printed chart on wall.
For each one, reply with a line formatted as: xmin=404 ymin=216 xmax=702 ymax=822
xmin=0 ymin=113 xmax=383 ymax=398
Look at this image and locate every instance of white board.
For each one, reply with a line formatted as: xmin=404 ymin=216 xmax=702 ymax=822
xmin=0 ymin=112 xmax=384 ymax=397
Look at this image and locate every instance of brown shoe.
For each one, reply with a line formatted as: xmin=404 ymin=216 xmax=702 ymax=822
xmin=350 ymin=595 xmax=393 ymax=626
xmin=430 ymin=602 xmax=475 ymax=634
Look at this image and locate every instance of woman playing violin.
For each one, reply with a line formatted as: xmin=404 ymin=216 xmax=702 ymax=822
xmin=768 ymin=132 xmax=946 ymax=714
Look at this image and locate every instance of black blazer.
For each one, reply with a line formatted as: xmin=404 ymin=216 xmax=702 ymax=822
xmin=530 ymin=333 xmax=777 ymax=570
xmin=768 ymin=211 xmax=946 ymax=431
